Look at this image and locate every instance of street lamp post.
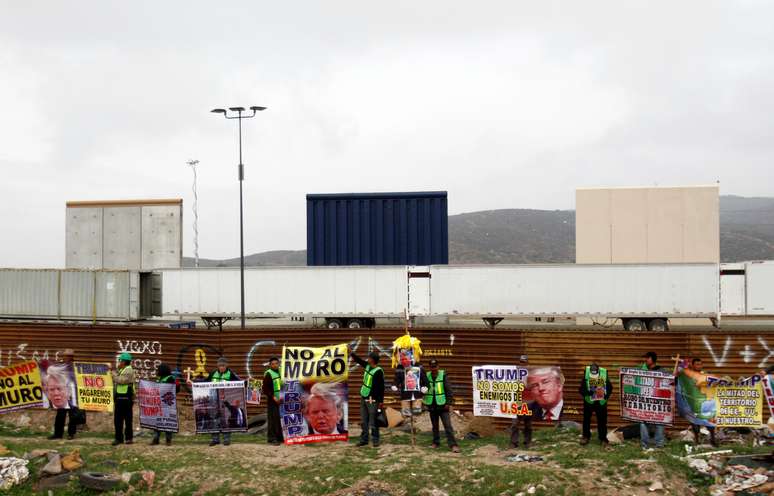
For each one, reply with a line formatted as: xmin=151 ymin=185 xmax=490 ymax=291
xmin=211 ymin=106 xmax=267 ymax=329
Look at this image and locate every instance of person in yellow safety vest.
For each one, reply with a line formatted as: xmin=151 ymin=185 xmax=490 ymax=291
xmin=424 ymin=359 xmax=460 ymax=453
xmin=349 ymin=345 xmax=384 ymax=447
xmin=110 ymin=352 xmax=135 ymax=446
xmin=262 ymin=356 xmax=284 ymax=445
xmin=208 ymin=356 xmax=240 ymax=446
xmin=150 ymin=362 xmax=178 ymax=446
xmin=579 ymin=362 xmax=612 ymax=447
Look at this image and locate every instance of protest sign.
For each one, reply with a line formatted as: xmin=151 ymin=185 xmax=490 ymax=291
xmin=73 ymin=362 xmax=113 ymax=412
xmin=473 ymin=365 xmax=564 ymax=420
xmin=404 ymin=366 xmax=421 ymax=392
xmin=620 ymin=368 xmax=675 ymax=426
xmin=280 ymin=344 xmax=349 ymax=445
xmin=41 ymin=362 xmax=77 ymax=409
xmin=192 ymin=380 xmax=247 ymax=434
xmin=0 ymin=361 xmax=44 ymax=413
xmin=246 ymin=378 xmax=262 ymax=406
xmin=762 ymin=374 xmax=774 ymax=417
xmin=714 ymin=385 xmax=763 ymax=428
xmin=139 ymin=379 xmax=179 ymax=432
xmin=472 ymin=365 xmax=529 ymax=418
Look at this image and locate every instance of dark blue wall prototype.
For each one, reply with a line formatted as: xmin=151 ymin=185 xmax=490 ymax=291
xmin=306 ymin=192 xmax=449 ymax=266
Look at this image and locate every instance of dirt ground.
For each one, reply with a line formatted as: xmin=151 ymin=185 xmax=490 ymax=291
xmin=1 ymin=411 xmax=771 ymax=496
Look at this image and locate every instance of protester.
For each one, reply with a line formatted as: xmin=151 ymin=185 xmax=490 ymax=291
xmin=689 ymin=357 xmax=718 ymax=447
xmin=424 ymin=359 xmax=460 ymax=453
xmin=639 ymin=351 xmax=664 ymax=449
xmin=110 ymin=352 xmax=135 ymax=446
xmin=151 ymin=363 xmax=177 ymax=446
xmin=262 ymin=356 xmax=284 ymax=445
xmin=526 ymin=367 xmax=565 ymax=421
xmin=207 ymin=356 xmax=240 ymax=446
xmin=47 ymin=349 xmax=80 ymax=440
xmin=579 ymin=362 xmax=612 ymax=447
xmin=350 ymin=347 xmax=384 ymax=447
xmin=509 ymin=355 xmax=532 ymax=448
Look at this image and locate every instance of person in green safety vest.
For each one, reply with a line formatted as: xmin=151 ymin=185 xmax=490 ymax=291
xmin=424 ymin=359 xmax=460 ymax=453
xmin=207 ymin=356 xmax=240 ymax=446
xmin=262 ymin=356 xmax=284 ymax=445
xmin=639 ymin=351 xmax=665 ymax=449
xmin=579 ymin=362 xmax=612 ymax=447
xmin=150 ymin=362 xmax=178 ymax=446
xmin=110 ymin=352 xmax=135 ymax=446
xmin=349 ymin=346 xmax=384 ymax=447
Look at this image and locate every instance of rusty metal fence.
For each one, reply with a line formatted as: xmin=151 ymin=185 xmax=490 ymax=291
xmin=1 ymin=323 xmax=772 ymax=427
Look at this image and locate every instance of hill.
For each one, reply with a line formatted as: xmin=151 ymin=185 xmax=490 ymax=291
xmin=183 ymin=195 xmax=774 ymax=266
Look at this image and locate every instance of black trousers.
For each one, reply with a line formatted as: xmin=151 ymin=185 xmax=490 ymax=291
xmin=53 ymin=408 xmax=77 ymax=438
xmin=582 ymin=401 xmax=608 ymax=442
xmin=510 ymin=415 xmax=532 ymax=446
xmin=152 ymin=430 xmax=173 ymax=442
xmin=266 ymin=401 xmax=284 ymax=443
xmin=114 ymin=397 xmax=133 ymax=443
xmin=429 ymin=407 xmax=458 ymax=447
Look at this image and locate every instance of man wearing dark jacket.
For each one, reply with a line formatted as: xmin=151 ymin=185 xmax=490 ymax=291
xmin=639 ymin=351 xmax=664 ymax=449
xmin=262 ymin=356 xmax=283 ymax=445
xmin=579 ymin=362 xmax=613 ymax=446
xmin=424 ymin=359 xmax=460 ymax=453
xmin=350 ymin=347 xmax=384 ymax=447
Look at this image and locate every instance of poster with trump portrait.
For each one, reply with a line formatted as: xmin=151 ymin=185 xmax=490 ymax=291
xmin=40 ymin=361 xmax=77 ymax=410
xmin=280 ymin=343 xmax=349 ymax=445
xmin=472 ymin=364 xmax=564 ymax=420
xmin=191 ymin=381 xmax=248 ymax=434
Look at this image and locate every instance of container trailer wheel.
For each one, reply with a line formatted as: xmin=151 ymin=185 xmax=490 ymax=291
xmin=326 ymin=318 xmax=343 ymax=329
xmin=347 ymin=319 xmax=363 ymax=329
xmin=623 ymin=318 xmax=646 ymax=332
xmin=647 ymin=318 xmax=668 ymax=332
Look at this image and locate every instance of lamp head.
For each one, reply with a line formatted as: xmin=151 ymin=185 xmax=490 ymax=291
xmin=250 ymin=106 xmax=267 ymax=112
xmin=228 ymin=107 xmax=246 ymax=112
xmin=210 ymin=108 xmax=226 ymax=114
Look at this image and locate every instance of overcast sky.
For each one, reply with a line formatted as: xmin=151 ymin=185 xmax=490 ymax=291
xmin=1 ymin=1 xmax=772 ymax=267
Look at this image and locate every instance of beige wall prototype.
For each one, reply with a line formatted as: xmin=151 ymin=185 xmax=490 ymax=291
xmin=576 ymin=185 xmax=719 ymax=264
xmin=66 ymin=199 xmax=183 ymax=271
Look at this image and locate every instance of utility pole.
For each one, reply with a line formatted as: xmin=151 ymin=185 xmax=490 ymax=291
xmin=211 ymin=106 xmax=267 ymax=329
xmin=187 ymin=159 xmax=200 ymax=268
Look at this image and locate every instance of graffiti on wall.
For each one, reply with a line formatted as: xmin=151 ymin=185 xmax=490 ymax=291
xmin=702 ymin=335 xmax=774 ymax=369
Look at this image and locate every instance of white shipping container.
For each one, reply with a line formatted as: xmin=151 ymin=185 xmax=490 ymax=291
xmin=428 ymin=263 xmax=719 ymax=317
xmin=0 ymin=269 xmax=142 ymax=320
xmin=161 ymin=266 xmax=408 ymax=317
xmin=746 ymin=261 xmax=774 ymax=316
xmin=720 ymin=263 xmax=746 ymax=316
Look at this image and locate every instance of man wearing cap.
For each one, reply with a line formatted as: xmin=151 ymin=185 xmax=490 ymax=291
xmin=509 ymin=355 xmax=532 ymax=449
xmin=349 ymin=346 xmax=384 ymax=447
xmin=208 ymin=356 xmax=240 ymax=446
xmin=110 ymin=352 xmax=135 ymax=446
xmin=425 ymin=358 xmax=460 ymax=453
xmin=639 ymin=351 xmax=665 ymax=449
xmin=48 ymin=349 xmax=79 ymax=440
xmin=262 ymin=356 xmax=283 ymax=445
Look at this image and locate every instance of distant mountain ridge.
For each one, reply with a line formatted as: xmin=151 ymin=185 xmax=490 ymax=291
xmin=183 ymin=195 xmax=774 ymax=267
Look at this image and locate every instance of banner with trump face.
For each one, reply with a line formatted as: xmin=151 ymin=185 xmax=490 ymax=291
xmin=472 ymin=364 xmax=564 ymax=420
xmin=280 ymin=344 xmax=349 ymax=445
